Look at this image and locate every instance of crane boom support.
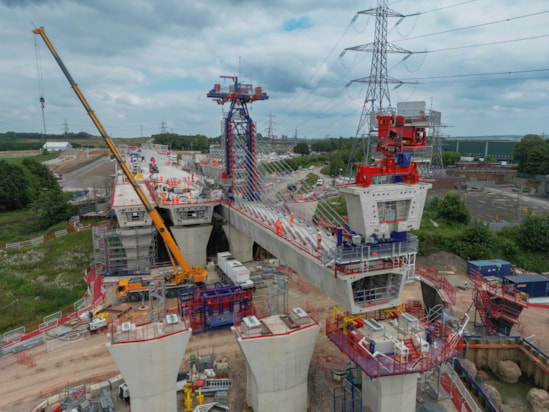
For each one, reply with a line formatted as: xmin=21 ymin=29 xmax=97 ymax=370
xmin=33 ymin=26 xmax=206 ymax=283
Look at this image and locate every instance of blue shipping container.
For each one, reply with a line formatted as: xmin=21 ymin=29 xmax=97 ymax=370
xmin=504 ymin=275 xmax=549 ymax=298
xmin=466 ymin=259 xmax=512 ymax=277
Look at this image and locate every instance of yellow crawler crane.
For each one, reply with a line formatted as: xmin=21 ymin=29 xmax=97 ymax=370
xmin=33 ymin=27 xmax=208 ymax=298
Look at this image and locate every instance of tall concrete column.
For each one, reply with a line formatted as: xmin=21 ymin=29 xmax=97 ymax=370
xmin=107 ymin=318 xmax=191 ymax=412
xmin=171 ymin=225 xmax=213 ymax=267
xmin=232 ymin=313 xmax=320 ymax=412
xmin=362 ymin=372 xmax=419 ymax=412
xmin=223 ymin=224 xmax=253 ymax=262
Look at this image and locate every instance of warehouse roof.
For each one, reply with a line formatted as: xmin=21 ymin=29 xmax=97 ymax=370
xmin=42 ymin=141 xmax=72 ymax=150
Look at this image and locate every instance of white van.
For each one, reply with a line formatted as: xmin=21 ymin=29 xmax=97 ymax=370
xmin=316 ymin=179 xmax=324 ymax=186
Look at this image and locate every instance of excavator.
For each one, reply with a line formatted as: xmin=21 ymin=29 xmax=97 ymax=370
xmin=33 ymin=27 xmax=208 ymax=301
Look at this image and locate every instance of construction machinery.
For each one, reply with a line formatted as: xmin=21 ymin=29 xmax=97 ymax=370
xmin=88 ymin=312 xmax=109 ymax=332
xmin=79 ymin=306 xmax=110 ymax=331
xmin=33 ymin=26 xmax=208 ymax=291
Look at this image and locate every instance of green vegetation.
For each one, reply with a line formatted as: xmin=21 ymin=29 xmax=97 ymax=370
xmin=0 ymin=228 xmax=93 ymax=333
xmin=0 ymin=152 xmax=90 ymax=333
xmin=413 ymin=192 xmax=549 ymax=272
xmin=152 ymin=132 xmax=212 ymax=152
xmin=442 ymin=151 xmax=461 ymax=166
xmin=513 ymin=134 xmax=549 ymax=175
xmin=0 ymin=209 xmax=67 ymax=245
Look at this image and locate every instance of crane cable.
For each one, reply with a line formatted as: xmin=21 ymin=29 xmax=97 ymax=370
xmin=34 ymin=33 xmax=47 ymax=140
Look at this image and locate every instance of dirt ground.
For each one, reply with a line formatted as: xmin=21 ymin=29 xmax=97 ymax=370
xmin=2 ymin=159 xmax=548 ymax=411
xmin=3 ymin=256 xmax=549 ymax=412
xmin=0 ymin=269 xmax=343 ymax=412
xmin=45 ymin=148 xmax=115 ymax=191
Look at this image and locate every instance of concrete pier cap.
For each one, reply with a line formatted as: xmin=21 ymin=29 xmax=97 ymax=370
xmin=106 ymin=314 xmax=191 ymax=412
xmin=232 ymin=309 xmax=320 ymax=412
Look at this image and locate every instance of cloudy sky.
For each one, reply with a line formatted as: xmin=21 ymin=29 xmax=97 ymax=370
xmin=0 ymin=0 xmax=547 ymax=139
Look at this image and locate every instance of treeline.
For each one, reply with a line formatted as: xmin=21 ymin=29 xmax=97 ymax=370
xmin=0 ymin=158 xmax=76 ymax=229
xmin=513 ymin=134 xmax=549 ymax=175
xmin=152 ymin=133 xmax=216 ymax=152
xmin=0 ymin=131 xmax=93 ymax=151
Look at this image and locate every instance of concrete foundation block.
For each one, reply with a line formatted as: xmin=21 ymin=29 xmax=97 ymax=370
xmin=109 ymin=374 xmax=124 ymax=390
xmin=90 ymin=380 xmax=111 ymax=398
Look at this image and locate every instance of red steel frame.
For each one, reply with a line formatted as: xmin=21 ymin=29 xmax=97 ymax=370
xmin=325 ymin=310 xmax=463 ymax=378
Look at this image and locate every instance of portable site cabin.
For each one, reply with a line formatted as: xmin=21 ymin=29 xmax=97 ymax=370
xmin=504 ymin=274 xmax=549 ymax=298
xmin=466 ymin=259 xmax=512 ymax=278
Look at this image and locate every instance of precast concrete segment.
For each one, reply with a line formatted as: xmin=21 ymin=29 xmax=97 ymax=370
xmin=362 ymin=372 xmax=419 ymax=412
xmin=107 ymin=320 xmax=191 ymax=412
xmin=171 ymin=225 xmax=213 ymax=267
xmin=220 ymin=204 xmax=406 ymax=314
xmin=232 ymin=315 xmax=320 ymax=412
xmin=340 ymin=182 xmax=431 ymax=241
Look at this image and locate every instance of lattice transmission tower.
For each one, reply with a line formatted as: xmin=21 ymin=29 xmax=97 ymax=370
xmin=344 ymin=0 xmax=412 ymax=164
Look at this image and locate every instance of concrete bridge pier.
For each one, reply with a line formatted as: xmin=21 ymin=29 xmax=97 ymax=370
xmin=362 ymin=372 xmax=419 ymax=412
xmin=223 ymin=224 xmax=254 ymax=262
xmin=171 ymin=225 xmax=213 ymax=267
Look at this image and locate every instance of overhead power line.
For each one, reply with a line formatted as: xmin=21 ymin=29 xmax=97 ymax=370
xmin=393 ymin=10 xmax=549 ymax=43
xmin=400 ymin=68 xmax=549 ymax=82
xmin=418 ymin=33 xmax=549 ymax=54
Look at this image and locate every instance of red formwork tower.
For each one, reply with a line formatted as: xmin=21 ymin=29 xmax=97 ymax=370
xmin=177 ymin=284 xmax=256 ymax=334
xmin=207 ymin=76 xmax=268 ymax=201
xmin=469 ymin=269 xmax=529 ymax=335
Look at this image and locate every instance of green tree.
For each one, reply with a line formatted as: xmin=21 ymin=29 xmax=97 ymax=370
xmin=452 ymin=220 xmax=495 ymax=260
xmin=31 ymin=187 xmax=78 ymax=229
xmin=22 ymin=157 xmax=59 ymax=193
xmin=442 ymin=151 xmax=461 ymax=167
xmin=513 ymin=134 xmax=549 ymax=174
xmin=293 ymin=142 xmax=310 ymax=156
xmin=515 ymin=214 xmax=549 ymax=253
xmin=436 ymin=192 xmax=470 ymax=224
xmin=521 ymin=142 xmax=549 ymax=175
xmin=513 ymin=134 xmax=543 ymax=165
xmin=0 ymin=160 xmax=33 ymax=211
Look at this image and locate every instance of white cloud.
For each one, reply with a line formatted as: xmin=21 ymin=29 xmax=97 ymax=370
xmin=0 ymin=0 xmax=548 ymax=138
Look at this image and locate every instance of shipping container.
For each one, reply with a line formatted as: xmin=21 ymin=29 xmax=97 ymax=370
xmin=466 ymin=259 xmax=512 ymax=277
xmin=503 ymin=274 xmax=549 ymax=298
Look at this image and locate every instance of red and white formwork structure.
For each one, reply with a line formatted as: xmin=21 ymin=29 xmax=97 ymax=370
xmin=326 ymin=105 xmax=469 ymax=411
xmin=469 ymin=268 xmax=529 ymax=336
xmin=326 ymin=307 xmax=467 ymax=411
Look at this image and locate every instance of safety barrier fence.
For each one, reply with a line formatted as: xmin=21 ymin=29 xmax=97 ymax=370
xmin=416 ymin=266 xmax=457 ymax=305
xmin=469 ymin=269 xmax=529 ymax=307
xmin=229 ymin=201 xmax=325 ymax=260
xmin=1 ymin=266 xmax=105 ymax=357
xmin=453 ymin=358 xmax=499 ymax=412
xmin=326 ymin=313 xmax=463 ymax=378
xmin=0 ymin=223 xmax=88 ymax=250
xmin=0 ymin=342 xmax=47 ymax=370
xmin=109 ymin=313 xmax=192 ymax=345
xmin=439 ymin=368 xmax=483 ymax=412
xmin=46 ymin=330 xmax=91 ymax=352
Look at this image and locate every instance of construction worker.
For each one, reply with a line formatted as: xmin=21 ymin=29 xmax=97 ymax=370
xmin=289 ymin=213 xmax=295 ymax=227
xmin=275 ymin=219 xmax=283 ymax=236
xmin=316 ymin=231 xmax=322 ymax=248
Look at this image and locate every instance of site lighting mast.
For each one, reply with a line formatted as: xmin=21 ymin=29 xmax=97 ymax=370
xmin=207 ymin=76 xmax=268 ymax=201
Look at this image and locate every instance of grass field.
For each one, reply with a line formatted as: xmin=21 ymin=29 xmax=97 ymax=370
xmin=0 ymin=210 xmax=94 ymax=333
